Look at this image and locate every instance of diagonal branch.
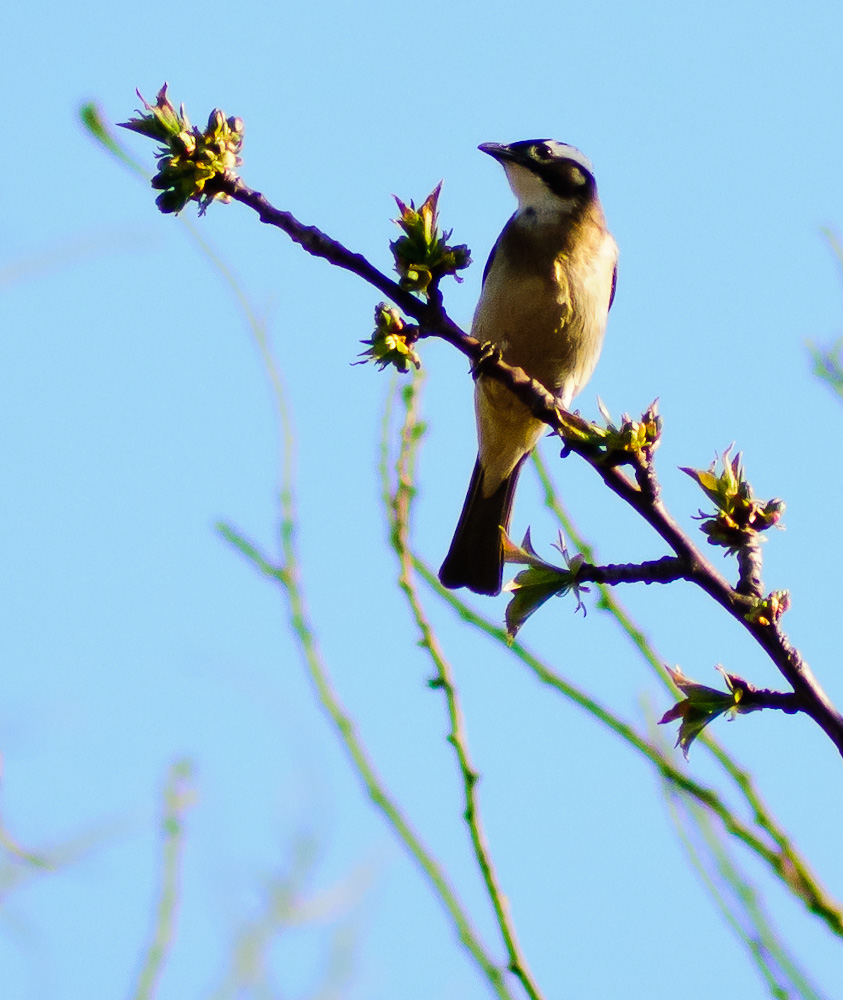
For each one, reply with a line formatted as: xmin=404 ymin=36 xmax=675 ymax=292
xmin=215 ymin=173 xmax=843 ymax=760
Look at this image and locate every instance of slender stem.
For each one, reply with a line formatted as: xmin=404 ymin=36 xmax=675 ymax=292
xmin=228 ymin=523 xmax=513 ymax=996
xmin=666 ymin=792 xmax=829 ymax=1000
xmin=413 ymin=554 xmax=843 ymax=937
xmin=131 ymin=761 xmax=194 ymax=1000
xmin=218 ymin=358 xmax=512 ymax=997
xmin=218 ymin=522 xmax=513 ymax=998
xmin=383 ymin=377 xmax=543 ymax=1000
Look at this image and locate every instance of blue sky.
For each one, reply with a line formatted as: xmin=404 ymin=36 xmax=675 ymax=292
xmin=3 ymin=1 xmax=843 ymax=997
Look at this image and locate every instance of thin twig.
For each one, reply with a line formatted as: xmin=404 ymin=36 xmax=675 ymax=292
xmin=665 ymin=790 xmax=829 ymax=1000
xmin=218 ymin=522 xmax=513 ymax=1000
xmin=131 ymin=760 xmax=194 ymax=1000
xmin=412 ymin=553 xmax=843 ymax=938
xmin=382 ymin=376 xmax=543 ymax=1000
xmin=217 ymin=339 xmax=513 ymax=999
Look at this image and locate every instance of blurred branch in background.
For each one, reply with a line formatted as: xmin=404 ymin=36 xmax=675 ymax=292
xmin=0 ymin=230 xmax=156 ymax=289
xmin=217 ymin=431 xmax=517 ymax=1000
xmin=665 ymin=784 xmax=827 ymax=1000
xmin=0 ymin=814 xmax=132 ymax=903
xmin=808 ymin=229 xmax=843 ymax=402
xmin=810 ymin=337 xmax=843 ymax=400
xmin=130 ymin=759 xmax=195 ymax=1000
xmin=208 ymin=833 xmax=372 ymax=1000
xmin=0 ymin=803 xmax=49 ymax=874
xmin=381 ymin=374 xmax=543 ymax=1000
xmin=77 ymin=104 xmax=376 ymax=1000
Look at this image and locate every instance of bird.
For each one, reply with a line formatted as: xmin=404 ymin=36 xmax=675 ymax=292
xmin=439 ymin=139 xmax=618 ymax=596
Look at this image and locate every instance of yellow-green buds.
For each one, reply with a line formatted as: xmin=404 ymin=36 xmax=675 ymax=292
xmin=555 ymin=399 xmax=662 ymax=464
xmin=356 ymin=304 xmax=420 ymax=373
xmin=681 ymin=449 xmax=784 ymax=554
xmin=596 ymin=398 xmax=662 ymax=461
xmin=502 ymin=529 xmax=587 ymax=639
xmin=390 ymin=183 xmax=471 ymax=295
xmin=120 ymin=84 xmax=244 ymax=215
xmin=744 ymin=590 xmax=790 ymax=627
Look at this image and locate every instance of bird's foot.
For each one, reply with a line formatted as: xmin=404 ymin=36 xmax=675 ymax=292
xmin=471 ymin=341 xmax=502 ymax=378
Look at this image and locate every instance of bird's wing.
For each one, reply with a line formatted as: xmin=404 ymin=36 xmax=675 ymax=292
xmin=481 ymin=213 xmax=517 ymax=286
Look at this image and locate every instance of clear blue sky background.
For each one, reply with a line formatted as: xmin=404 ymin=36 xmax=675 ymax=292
xmin=3 ymin=1 xmax=843 ymax=997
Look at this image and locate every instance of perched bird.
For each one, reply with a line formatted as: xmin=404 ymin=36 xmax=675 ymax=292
xmin=439 ymin=139 xmax=617 ymax=595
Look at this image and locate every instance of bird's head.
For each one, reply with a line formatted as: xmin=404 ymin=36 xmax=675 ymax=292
xmin=479 ymin=139 xmax=598 ymax=218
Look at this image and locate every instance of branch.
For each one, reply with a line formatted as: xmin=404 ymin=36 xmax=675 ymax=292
xmin=214 ymin=172 xmax=843 ymax=759
xmin=110 ymin=96 xmax=840 ymax=755
xmin=131 ymin=760 xmax=194 ymax=1000
xmin=218 ymin=522 xmax=513 ymax=1000
xmin=383 ymin=374 xmax=544 ymax=1000
xmin=581 ymin=459 xmax=843 ymax=755
xmin=577 ymin=555 xmax=686 ymax=586
xmin=736 ymin=686 xmax=802 ymax=715
xmin=531 ymin=450 xmax=843 ymax=936
xmin=666 ymin=791 xmax=829 ymax=999
xmin=218 ymin=175 xmax=501 ymax=367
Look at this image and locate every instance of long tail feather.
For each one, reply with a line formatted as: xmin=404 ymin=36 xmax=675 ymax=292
xmin=439 ymin=456 xmax=526 ymax=595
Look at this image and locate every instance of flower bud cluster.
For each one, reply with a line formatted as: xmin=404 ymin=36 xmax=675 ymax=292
xmin=681 ymin=449 xmax=784 ymax=554
xmin=356 ymin=304 xmax=420 ymax=373
xmin=390 ymin=183 xmax=471 ymax=295
xmin=120 ymin=84 xmax=244 ymax=214
xmin=502 ymin=529 xmax=586 ymax=638
xmin=745 ymin=590 xmax=790 ymax=627
xmin=556 ymin=400 xmax=662 ymax=465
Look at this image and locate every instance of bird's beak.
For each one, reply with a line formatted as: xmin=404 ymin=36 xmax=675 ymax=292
xmin=478 ymin=142 xmax=513 ymax=163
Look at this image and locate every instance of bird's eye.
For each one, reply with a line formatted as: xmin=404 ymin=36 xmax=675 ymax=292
xmin=533 ymin=143 xmax=553 ymax=160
